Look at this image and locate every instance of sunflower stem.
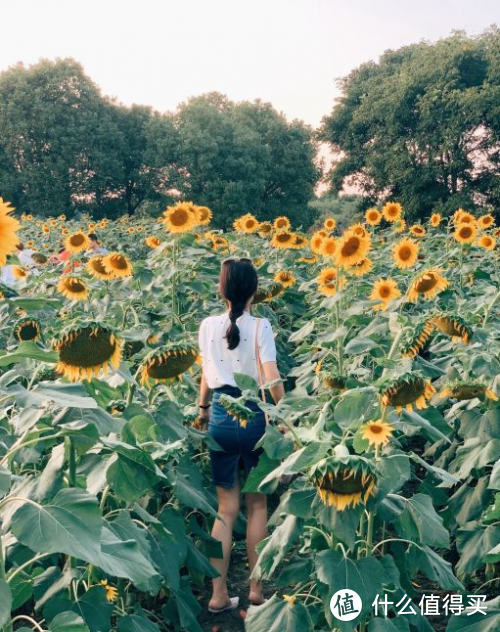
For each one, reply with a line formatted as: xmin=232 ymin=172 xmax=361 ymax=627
xmin=171 ymin=238 xmax=179 ymax=326
xmin=483 ymin=289 xmax=500 ymax=327
xmin=0 ymin=528 xmax=13 ymax=632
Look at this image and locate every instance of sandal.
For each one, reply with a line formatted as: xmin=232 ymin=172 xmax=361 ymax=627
xmin=208 ymin=596 xmax=240 ymax=614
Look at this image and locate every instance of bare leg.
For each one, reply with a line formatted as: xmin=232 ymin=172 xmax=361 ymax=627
xmin=245 ymin=491 xmax=268 ymax=604
xmin=209 ymin=479 xmax=241 ymax=609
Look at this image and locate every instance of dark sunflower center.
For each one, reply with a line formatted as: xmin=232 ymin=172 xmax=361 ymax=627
xmin=379 ymin=285 xmax=391 ymax=298
xmin=18 ymin=322 xmax=39 ymax=340
xmin=170 ymin=209 xmax=189 ymax=226
xmin=317 ymin=469 xmax=370 ymax=494
xmin=415 ymin=274 xmax=437 ymax=293
xmin=460 ymin=226 xmax=472 ymax=238
xmin=384 ymin=378 xmax=425 ymax=406
xmin=342 ymin=236 xmax=360 ymax=257
xmin=71 ymin=234 xmax=85 ymax=246
xmin=58 ymin=328 xmax=116 ymax=368
xmin=146 ymin=349 xmax=197 ymax=379
xmin=277 ymin=233 xmax=291 ymax=243
xmin=110 ymin=256 xmax=128 ymax=270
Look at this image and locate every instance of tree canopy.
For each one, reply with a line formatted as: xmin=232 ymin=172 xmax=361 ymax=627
xmin=320 ymin=28 xmax=500 ymax=219
xmin=0 ymin=59 xmax=319 ymax=227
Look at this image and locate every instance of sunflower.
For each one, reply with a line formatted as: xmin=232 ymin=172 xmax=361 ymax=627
xmin=298 ymin=254 xmax=318 ymax=264
xmin=310 ymin=231 xmax=325 ymax=254
xmin=438 ymin=379 xmax=498 ymax=401
xmin=252 ymin=282 xmax=284 ymax=304
xmin=87 ymin=256 xmax=113 ymax=280
xmin=453 ymin=209 xmax=476 ymax=225
xmin=432 ymin=313 xmax=471 ymax=343
xmin=274 ymin=270 xmax=296 ymax=288
xmin=320 ymin=236 xmax=336 ymax=259
xmin=102 ymin=253 xmax=133 ymax=277
xmin=218 ymin=394 xmax=255 ymax=428
xmin=12 ymin=266 xmax=28 ymax=279
xmin=258 ymin=221 xmax=273 ymax=236
xmin=0 ymin=197 xmax=20 ymax=265
xmin=42 ymin=225 xmax=50 ymax=234
xmin=478 ymin=235 xmax=496 ymax=251
xmin=365 ymin=208 xmax=382 ymax=226
xmin=380 ymin=373 xmax=436 ymax=412
xmin=293 ymin=233 xmax=309 ymax=248
xmin=196 ymin=205 xmax=213 ymax=226
xmin=324 ymin=217 xmax=337 ymax=231
xmin=334 ymin=232 xmax=371 ymax=267
xmin=57 ymin=276 xmax=88 ymax=301
xmin=407 ymin=269 xmax=448 ymax=302
xmin=145 ymin=236 xmax=162 ymax=249
xmin=100 ymin=580 xmax=118 ymax=603
xmin=58 ymin=214 xmax=67 ymax=221
xmin=382 ymin=201 xmax=403 ymax=222
xmin=271 ymin=231 xmax=295 ymax=249
xmin=393 ymin=218 xmax=406 ymax=233
xmin=212 ymin=235 xmax=229 ymax=251
xmin=409 ymin=224 xmax=426 ymax=238
xmin=162 ymin=201 xmax=197 ymax=234
xmin=237 ymin=213 xmax=260 ymax=234
xmin=477 ymin=214 xmax=495 ymax=229
xmin=349 ymin=258 xmax=373 ymax=276
xmin=313 ymin=453 xmax=377 ymax=511
xmin=360 ymin=420 xmax=394 ymax=447
xmin=64 ymin=232 xmax=90 ymax=254
xmin=400 ymin=319 xmax=434 ymax=358
xmin=430 ymin=213 xmax=442 ymax=227
xmin=273 ymin=216 xmax=291 ymax=232
xmin=454 ymin=223 xmax=477 ymax=244
xmin=316 ymin=267 xmax=345 ymax=297
xmin=127 ymin=227 xmax=135 ymax=234
xmin=15 ymin=317 xmax=41 ymax=342
xmin=369 ymin=278 xmax=401 ymax=311
xmin=54 ymin=324 xmax=122 ymax=382
xmin=140 ymin=344 xmax=199 ymax=386
xmin=392 ymin=238 xmax=419 ymax=270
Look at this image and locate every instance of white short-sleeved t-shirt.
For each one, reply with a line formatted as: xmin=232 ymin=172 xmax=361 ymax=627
xmin=198 ymin=311 xmax=277 ymax=389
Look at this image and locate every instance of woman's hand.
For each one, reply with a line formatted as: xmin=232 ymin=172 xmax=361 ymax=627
xmin=193 ymin=407 xmax=210 ymax=431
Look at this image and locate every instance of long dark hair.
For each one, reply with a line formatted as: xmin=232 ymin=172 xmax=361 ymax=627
xmin=219 ymin=259 xmax=258 ymax=350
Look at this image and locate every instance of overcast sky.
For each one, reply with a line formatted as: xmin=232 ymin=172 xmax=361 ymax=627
xmin=1 ymin=1 xmax=499 ymax=126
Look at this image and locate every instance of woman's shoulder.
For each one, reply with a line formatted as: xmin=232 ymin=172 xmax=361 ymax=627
xmin=200 ymin=313 xmax=227 ymax=328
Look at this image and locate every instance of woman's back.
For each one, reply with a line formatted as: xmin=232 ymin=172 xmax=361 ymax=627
xmin=198 ymin=311 xmax=276 ymax=389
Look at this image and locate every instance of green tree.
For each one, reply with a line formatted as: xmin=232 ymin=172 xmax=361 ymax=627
xmin=321 ymin=28 xmax=500 ymax=219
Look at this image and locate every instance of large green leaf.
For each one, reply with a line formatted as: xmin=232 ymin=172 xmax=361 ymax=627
xmin=104 ymin=439 xmax=162 ymax=502
xmin=407 ymin=546 xmax=463 ymax=590
xmin=11 ymin=489 xmax=102 ymax=562
xmin=71 ymin=586 xmax=113 ymax=632
xmin=396 ymin=493 xmax=449 ymax=548
xmin=262 ymin=425 xmax=294 ymax=460
xmin=334 ymin=388 xmax=380 ymax=430
xmin=49 ymin=612 xmax=90 ymax=632
xmin=453 ymin=438 xmax=500 ymax=479
xmin=456 ymin=524 xmax=500 ymax=578
xmin=245 ymin=593 xmax=314 ymax=632
xmin=253 ymin=515 xmax=302 ymax=580
xmin=369 ymin=618 xmax=410 ymax=632
xmin=0 ymin=341 xmax=58 ymax=366
xmin=0 ymin=578 xmax=12 ymax=628
xmin=446 ymin=596 xmax=500 ymax=632
xmin=117 ymin=614 xmax=160 ymax=632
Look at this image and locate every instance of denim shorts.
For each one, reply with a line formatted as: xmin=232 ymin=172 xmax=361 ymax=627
xmin=208 ymin=386 xmax=266 ymax=489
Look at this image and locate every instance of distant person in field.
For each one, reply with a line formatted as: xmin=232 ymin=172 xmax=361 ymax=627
xmin=0 ymin=244 xmax=32 ymax=287
xmin=197 ymin=258 xmax=285 ymax=613
xmin=87 ymin=233 xmax=108 ymax=255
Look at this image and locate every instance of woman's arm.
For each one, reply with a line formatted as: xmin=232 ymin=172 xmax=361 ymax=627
xmin=262 ymin=361 xmax=285 ymax=404
xmin=198 ymin=371 xmax=212 ymax=423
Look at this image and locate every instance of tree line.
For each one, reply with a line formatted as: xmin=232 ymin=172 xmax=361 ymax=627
xmin=2 ymin=28 xmax=500 ymax=227
xmin=0 ymin=59 xmax=319 ymax=228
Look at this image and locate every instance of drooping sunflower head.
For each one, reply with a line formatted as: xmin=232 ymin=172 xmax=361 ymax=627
xmin=430 ymin=213 xmax=442 ymax=227
xmin=365 ymin=207 xmax=382 ymax=226
xmin=298 ymin=254 xmax=318 ymax=264
xmin=145 ymin=236 xmax=162 ymax=249
xmin=400 ymin=319 xmax=434 ymax=358
xmin=310 ymin=231 xmax=325 ymax=254
xmin=477 ymin=214 xmax=495 ymax=229
xmin=31 ymin=253 xmax=48 ymax=265
xmin=258 ymin=221 xmax=273 ymax=236
xmin=87 ymin=256 xmax=113 ymax=280
xmin=380 ymin=373 xmax=436 ymax=412
xmin=382 ymin=201 xmax=403 ymax=222
xmin=409 ymin=224 xmax=426 ymax=238
xmin=432 ymin=312 xmax=472 ymax=343
xmin=316 ymin=361 xmax=347 ymax=391
xmin=139 ymin=343 xmax=199 ymax=386
xmin=57 ymin=276 xmax=89 ymax=301
xmin=293 ymin=233 xmax=309 ymax=248
xmin=65 ymin=231 xmax=91 ymax=253
xmin=360 ymin=419 xmax=394 ymax=447
xmin=453 ymin=209 xmax=475 ymax=225
xmin=195 ymin=205 xmax=213 ymax=226
xmin=271 ymin=231 xmax=295 ymax=249
xmin=316 ymin=267 xmax=345 ymax=297
xmin=273 ymin=216 xmax=291 ymax=232
xmin=54 ymin=323 xmax=122 ymax=382
xmin=439 ymin=379 xmax=498 ymax=402
xmin=369 ymin=278 xmax=401 ymax=311
xmin=334 ymin=231 xmax=371 ymax=268
xmin=478 ymin=235 xmax=496 ymax=251
xmin=349 ymin=257 xmax=373 ymax=277
xmin=407 ymin=269 xmax=448 ymax=303
xmin=454 ymin=223 xmax=477 ymax=244
xmin=252 ymin=281 xmax=284 ymax=304
xmin=313 ymin=453 xmax=377 ymax=511
xmin=15 ymin=316 xmax=42 ymax=342
xmin=162 ymin=201 xmax=197 ymax=234
xmin=392 ymin=237 xmax=419 ymax=270
xmin=274 ymin=270 xmax=296 ymax=288
xmin=217 ymin=394 xmax=255 ymax=428
xmin=323 ymin=217 xmax=337 ymax=231
xmin=102 ymin=253 xmax=133 ymax=277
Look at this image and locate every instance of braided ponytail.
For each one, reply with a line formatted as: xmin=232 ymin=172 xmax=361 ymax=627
xmin=220 ymin=260 xmax=258 ymax=350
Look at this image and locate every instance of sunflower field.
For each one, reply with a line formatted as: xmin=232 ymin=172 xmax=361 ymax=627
xmin=0 ymin=197 xmax=499 ymax=632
